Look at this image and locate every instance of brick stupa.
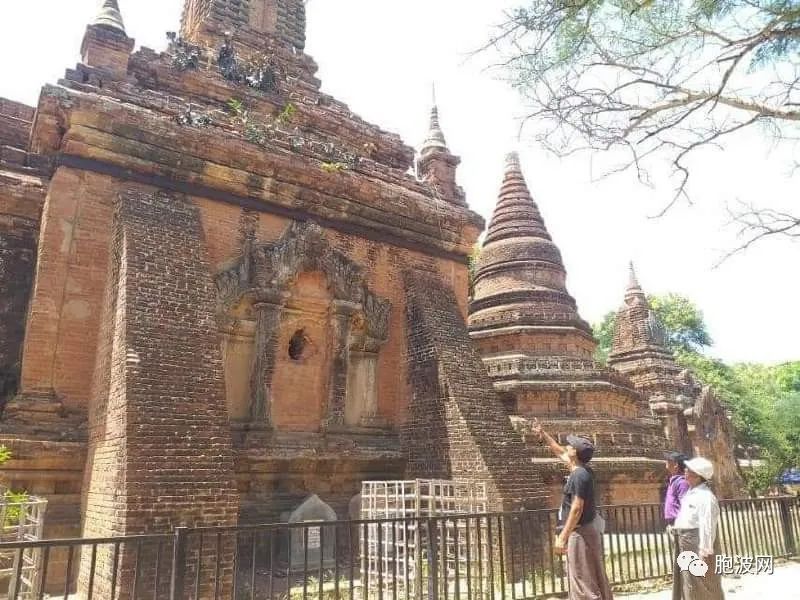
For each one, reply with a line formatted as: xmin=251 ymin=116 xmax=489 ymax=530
xmin=608 ymin=265 xmax=743 ymax=497
xmin=469 ymin=153 xmax=668 ymax=504
xmin=608 ymin=264 xmax=694 ymax=454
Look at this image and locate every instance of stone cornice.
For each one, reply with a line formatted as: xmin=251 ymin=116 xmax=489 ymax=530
xmin=468 ymin=290 xmax=578 ymax=315
xmin=493 ymin=378 xmax=641 ymax=399
xmin=57 ymin=152 xmax=473 ymax=264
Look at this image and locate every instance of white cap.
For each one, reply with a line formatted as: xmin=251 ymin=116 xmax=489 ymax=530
xmin=685 ymin=457 xmax=714 ymax=480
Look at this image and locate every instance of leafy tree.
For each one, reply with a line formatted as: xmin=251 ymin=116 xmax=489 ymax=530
xmin=467 ymin=244 xmax=482 ymax=299
xmin=490 ymin=0 xmax=800 ymax=256
xmin=592 ymin=311 xmax=616 ymax=364
xmin=650 ymin=293 xmax=713 ymax=353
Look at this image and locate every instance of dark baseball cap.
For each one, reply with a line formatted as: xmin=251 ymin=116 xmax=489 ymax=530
xmin=664 ymin=451 xmax=688 ymax=468
xmin=566 ymin=435 xmax=595 ymax=462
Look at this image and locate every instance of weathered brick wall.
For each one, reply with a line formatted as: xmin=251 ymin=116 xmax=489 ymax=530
xmin=0 ymin=163 xmax=45 ymax=411
xmin=689 ymin=386 xmax=744 ymax=499
xmin=182 ymin=0 xmax=306 ymax=49
xmin=0 ymin=98 xmax=34 ymax=150
xmin=80 ymin=189 xmax=238 ymax=598
xmin=195 ymin=198 xmax=471 ymax=431
xmin=18 ymin=169 xmax=115 ymax=413
xmin=403 ymin=270 xmax=547 ymax=511
xmin=0 ymin=214 xmax=37 ymax=409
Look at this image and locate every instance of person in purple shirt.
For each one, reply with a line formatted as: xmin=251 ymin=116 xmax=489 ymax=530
xmin=664 ymin=451 xmax=690 ymax=526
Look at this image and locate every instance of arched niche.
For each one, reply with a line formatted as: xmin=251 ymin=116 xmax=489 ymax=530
xmin=270 ymin=271 xmax=332 ymax=431
xmin=214 ymin=221 xmax=391 ymax=431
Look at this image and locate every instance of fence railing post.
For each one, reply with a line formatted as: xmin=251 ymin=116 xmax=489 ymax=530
xmin=778 ymin=497 xmax=797 ymax=557
xmin=170 ymin=527 xmax=189 ymax=600
xmin=426 ymin=518 xmax=439 ymax=600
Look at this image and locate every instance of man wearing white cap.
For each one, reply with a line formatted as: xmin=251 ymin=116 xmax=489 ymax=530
xmin=672 ymin=457 xmax=725 ymax=600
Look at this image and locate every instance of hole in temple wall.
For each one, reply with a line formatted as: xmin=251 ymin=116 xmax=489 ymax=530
xmin=288 ymin=329 xmax=309 ymax=361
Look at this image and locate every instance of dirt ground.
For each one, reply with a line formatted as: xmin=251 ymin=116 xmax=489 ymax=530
xmin=615 ymin=559 xmax=800 ymax=600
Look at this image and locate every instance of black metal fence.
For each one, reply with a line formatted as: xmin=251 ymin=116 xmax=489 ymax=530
xmin=0 ymin=496 xmax=797 ymax=600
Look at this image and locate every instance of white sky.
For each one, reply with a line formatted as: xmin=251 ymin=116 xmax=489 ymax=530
xmin=1 ymin=0 xmax=797 ymax=364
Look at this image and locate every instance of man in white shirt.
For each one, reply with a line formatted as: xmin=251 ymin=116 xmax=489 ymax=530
xmin=672 ymin=457 xmax=725 ymax=600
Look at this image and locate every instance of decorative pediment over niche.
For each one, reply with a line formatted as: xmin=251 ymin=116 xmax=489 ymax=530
xmin=216 ymin=221 xmax=391 ymax=342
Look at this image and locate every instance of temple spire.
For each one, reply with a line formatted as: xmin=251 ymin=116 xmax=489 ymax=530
xmin=504 ymin=150 xmax=522 ymax=174
xmin=484 ymin=152 xmax=551 ymax=245
xmin=624 ymin=261 xmax=647 ymax=304
xmin=469 ymin=150 xmax=588 ymax=336
xmin=611 ymin=263 xmax=669 ymax=359
xmin=81 ymin=0 xmax=134 ymax=79
xmin=92 ymin=0 xmax=127 ymax=34
xmin=417 ymin=89 xmax=464 ymax=205
xmin=422 ymin=84 xmax=449 ymax=153
xmin=629 ymin=261 xmax=639 ymax=287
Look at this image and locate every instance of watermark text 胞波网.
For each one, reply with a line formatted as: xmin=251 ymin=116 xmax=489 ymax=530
xmin=714 ymin=555 xmax=774 ymax=575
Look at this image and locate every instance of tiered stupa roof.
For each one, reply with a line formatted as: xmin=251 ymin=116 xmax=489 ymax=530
xmin=92 ymin=0 xmax=127 ymax=33
xmin=608 ymin=264 xmax=694 ymax=412
xmin=421 ymin=99 xmax=449 ymax=153
xmin=609 ymin=263 xmax=671 ymax=361
xmin=469 ymin=152 xmax=593 ymax=345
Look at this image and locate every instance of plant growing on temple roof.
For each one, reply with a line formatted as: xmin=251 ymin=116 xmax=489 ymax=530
xmin=226 ymin=98 xmax=247 ymax=121
xmin=276 ymin=102 xmax=297 ymax=126
xmin=321 ymin=162 xmax=348 ymax=173
xmin=227 ymin=98 xmax=273 ymax=146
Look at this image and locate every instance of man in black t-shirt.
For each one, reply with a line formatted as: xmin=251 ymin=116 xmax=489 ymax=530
xmin=532 ymin=419 xmax=613 ymax=600
xmin=559 ymin=460 xmax=597 ymax=530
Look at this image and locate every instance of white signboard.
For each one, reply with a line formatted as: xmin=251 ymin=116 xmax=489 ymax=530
xmin=307 ymin=526 xmax=321 ymax=549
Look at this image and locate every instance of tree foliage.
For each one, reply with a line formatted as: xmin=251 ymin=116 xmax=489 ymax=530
xmin=593 ymin=293 xmax=800 ymax=494
xmin=592 ymin=311 xmax=617 ymax=364
xmin=467 ymin=244 xmax=482 ymax=299
xmin=491 ymin=0 xmax=800 ymax=255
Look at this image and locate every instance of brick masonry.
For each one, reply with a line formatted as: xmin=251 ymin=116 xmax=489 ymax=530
xmin=0 ymin=99 xmax=45 ymax=411
xmin=182 ymin=0 xmax=307 ymax=50
xmin=79 ymin=189 xmax=238 ymax=597
xmin=403 ymin=270 xmax=547 ymax=512
xmin=0 ymin=98 xmax=35 ymax=150
xmin=0 ymin=211 xmax=38 ymax=408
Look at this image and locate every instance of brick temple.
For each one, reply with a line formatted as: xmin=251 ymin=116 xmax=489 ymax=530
xmin=0 ymin=0 xmax=545 ymax=550
xmin=0 ymin=0 xmax=741 ymax=592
